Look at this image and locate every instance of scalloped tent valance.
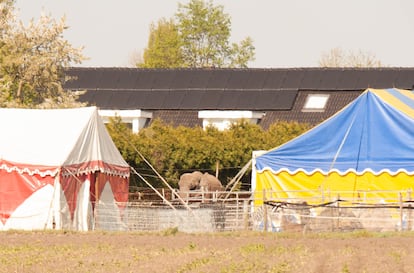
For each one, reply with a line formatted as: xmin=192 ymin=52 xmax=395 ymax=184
xmin=0 ymin=107 xmax=130 ymax=231
xmin=253 ymin=88 xmax=414 ymax=200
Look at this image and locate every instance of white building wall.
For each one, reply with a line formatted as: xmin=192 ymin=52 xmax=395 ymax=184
xmin=198 ymin=110 xmax=265 ymax=131
xmin=98 ymin=110 xmax=152 ymax=133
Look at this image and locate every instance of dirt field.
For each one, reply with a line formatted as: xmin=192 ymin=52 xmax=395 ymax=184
xmin=1 ymin=230 xmax=414 ymax=273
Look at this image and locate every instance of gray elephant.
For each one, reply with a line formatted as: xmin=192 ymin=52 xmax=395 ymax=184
xmin=199 ymin=173 xmax=223 ymax=192
xmin=178 ymin=171 xmax=224 ymax=201
xmin=178 ymin=171 xmax=203 ymax=199
xmin=199 ymin=172 xmax=224 ymax=201
xmin=178 ymin=171 xmax=203 ymax=189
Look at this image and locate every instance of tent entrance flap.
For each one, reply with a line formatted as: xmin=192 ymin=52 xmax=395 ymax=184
xmin=0 ymin=169 xmax=55 ymax=228
xmin=0 ymin=107 xmax=130 ymax=231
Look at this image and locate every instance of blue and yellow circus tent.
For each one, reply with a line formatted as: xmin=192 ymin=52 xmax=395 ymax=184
xmin=253 ymin=88 xmax=414 ymax=203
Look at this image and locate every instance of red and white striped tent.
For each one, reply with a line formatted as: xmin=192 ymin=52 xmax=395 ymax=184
xmin=0 ymin=107 xmax=130 ymax=231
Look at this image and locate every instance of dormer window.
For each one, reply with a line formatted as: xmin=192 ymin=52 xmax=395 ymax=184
xmin=302 ymin=94 xmax=329 ymax=112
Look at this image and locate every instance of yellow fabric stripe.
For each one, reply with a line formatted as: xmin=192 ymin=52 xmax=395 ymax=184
xmin=372 ymin=89 xmax=414 ymax=119
xmin=255 ymin=170 xmax=414 ymax=205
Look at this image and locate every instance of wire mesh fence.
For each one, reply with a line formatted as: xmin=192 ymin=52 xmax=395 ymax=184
xmin=91 ymin=189 xmax=414 ymax=233
xmin=109 ymin=191 xmax=252 ymax=233
xmin=252 ymin=189 xmax=414 ymax=233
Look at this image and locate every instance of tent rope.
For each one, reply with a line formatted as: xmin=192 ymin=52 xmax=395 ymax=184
xmin=320 ymin=105 xmax=360 ymax=193
xmin=129 ymin=167 xmax=177 ymax=211
xmin=223 ymin=159 xmax=251 ymax=201
xmin=120 ymin=134 xmax=207 ymax=230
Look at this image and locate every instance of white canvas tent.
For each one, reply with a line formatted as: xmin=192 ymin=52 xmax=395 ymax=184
xmin=0 ymin=107 xmax=130 ymax=231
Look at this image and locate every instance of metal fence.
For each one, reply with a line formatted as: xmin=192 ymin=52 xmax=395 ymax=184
xmin=258 ymin=189 xmax=414 ymax=233
xmin=91 ymin=189 xmax=414 ymax=233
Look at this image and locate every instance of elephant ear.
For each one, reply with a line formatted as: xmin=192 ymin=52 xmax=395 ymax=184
xmin=200 ymin=173 xmax=223 ymax=191
xmin=179 ymin=172 xmax=201 ymax=190
xmin=193 ymin=171 xmax=203 ymax=178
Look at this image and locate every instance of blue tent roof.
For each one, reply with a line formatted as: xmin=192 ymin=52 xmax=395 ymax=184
xmin=255 ymin=88 xmax=414 ymax=175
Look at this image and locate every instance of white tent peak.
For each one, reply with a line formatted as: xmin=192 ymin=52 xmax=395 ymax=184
xmin=0 ymin=106 xmax=129 ymax=177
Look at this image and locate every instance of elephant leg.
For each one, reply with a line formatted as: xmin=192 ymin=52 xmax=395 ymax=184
xmin=199 ymin=173 xmax=223 ymax=202
xmin=179 ymin=186 xmax=191 ymax=200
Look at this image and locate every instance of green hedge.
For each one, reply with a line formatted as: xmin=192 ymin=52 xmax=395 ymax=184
xmin=106 ymin=117 xmax=310 ymax=190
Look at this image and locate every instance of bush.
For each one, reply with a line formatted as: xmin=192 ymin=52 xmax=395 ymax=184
xmin=108 ymin=118 xmax=310 ymax=190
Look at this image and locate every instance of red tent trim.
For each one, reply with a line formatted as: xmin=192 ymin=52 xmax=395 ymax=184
xmin=0 ymin=159 xmax=58 ymax=177
xmin=61 ymin=160 xmax=130 ymax=178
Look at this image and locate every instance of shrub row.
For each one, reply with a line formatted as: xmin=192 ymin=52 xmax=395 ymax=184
xmin=107 ymin=118 xmax=310 ymax=190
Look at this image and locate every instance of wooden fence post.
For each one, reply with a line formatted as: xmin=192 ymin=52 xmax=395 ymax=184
xmin=408 ymin=190 xmax=412 ymax=231
xmin=236 ymin=193 xmax=239 ymax=228
xmin=336 ymin=193 xmax=340 ymax=231
xmin=263 ymin=189 xmax=268 ymax=232
xmin=399 ymin=192 xmax=403 ymax=231
xmin=243 ymin=200 xmax=249 ymax=230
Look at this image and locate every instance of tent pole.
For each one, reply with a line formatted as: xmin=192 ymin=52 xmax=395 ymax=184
xmin=62 ymin=168 xmax=95 ymax=231
xmin=44 ymin=175 xmax=60 ymax=230
xmin=94 ymin=175 xmax=99 ymax=230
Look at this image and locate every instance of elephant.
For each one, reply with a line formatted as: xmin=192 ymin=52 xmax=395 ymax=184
xmin=178 ymin=171 xmax=224 ymax=201
xmin=199 ymin=173 xmax=224 ymax=192
xmin=178 ymin=171 xmax=203 ymax=199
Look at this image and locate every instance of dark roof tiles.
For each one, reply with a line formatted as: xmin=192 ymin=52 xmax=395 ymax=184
xmin=65 ymin=67 xmax=414 ymax=91
xmin=64 ymin=67 xmax=414 ymax=127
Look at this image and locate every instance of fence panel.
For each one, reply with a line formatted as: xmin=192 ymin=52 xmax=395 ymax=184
xmin=90 ymin=189 xmax=414 ymax=233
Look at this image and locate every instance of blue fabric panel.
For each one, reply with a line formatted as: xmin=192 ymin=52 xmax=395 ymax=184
xmin=255 ymin=89 xmax=414 ymax=174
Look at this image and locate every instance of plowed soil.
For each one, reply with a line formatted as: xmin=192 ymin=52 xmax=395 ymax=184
xmin=1 ymin=230 xmax=414 ymax=273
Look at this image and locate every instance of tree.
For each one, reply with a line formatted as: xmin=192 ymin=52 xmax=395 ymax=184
xmin=0 ymin=0 xmax=14 ymax=80
xmin=128 ymin=49 xmax=143 ymax=67
xmin=0 ymin=1 xmax=86 ymax=108
xmin=319 ymin=47 xmax=383 ymax=67
xmin=228 ymin=37 xmax=255 ymax=68
xmin=0 ymin=0 xmax=13 ymax=36
xmin=264 ymin=121 xmax=311 ymax=148
xmin=139 ymin=0 xmax=255 ymax=68
xmin=138 ymin=18 xmax=183 ymax=68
